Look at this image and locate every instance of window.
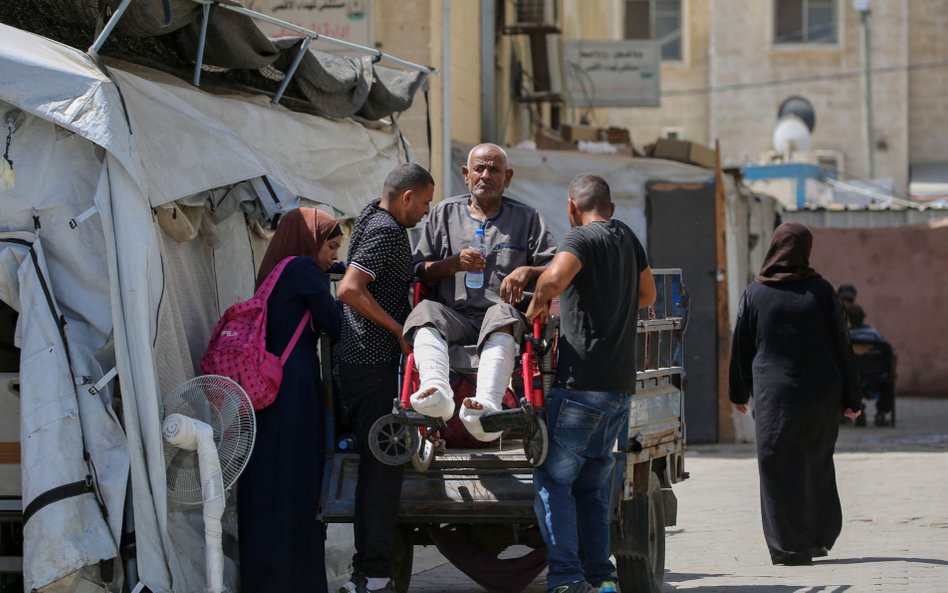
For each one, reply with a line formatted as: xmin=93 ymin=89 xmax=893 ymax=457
xmin=774 ymin=0 xmax=838 ymax=44
xmin=624 ymin=0 xmax=682 ymax=61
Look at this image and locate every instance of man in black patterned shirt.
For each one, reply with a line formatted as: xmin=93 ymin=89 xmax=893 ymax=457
xmin=337 ymin=163 xmax=434 ymax=593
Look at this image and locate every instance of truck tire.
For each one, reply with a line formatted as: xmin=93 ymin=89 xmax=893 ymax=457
xmin=392 ymin=526 xmax=414 ymax=593
xmin=612 ymin=472 xmax=666 ymax=593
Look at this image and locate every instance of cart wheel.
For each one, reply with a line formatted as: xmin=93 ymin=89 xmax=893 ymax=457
xmin=410 ymin=432 xmax=435 ymax=472
xmin=612 ymin=472 xmax=666 ymax=593
xmin=523 ymin=414 xmax=548 ymax=467
xmin=368 ymin=416 xmax=419 ymax=466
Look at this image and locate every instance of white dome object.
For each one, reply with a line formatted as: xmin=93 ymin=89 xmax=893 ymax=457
xmin=772 ymin=115 xmax=812 ymax=153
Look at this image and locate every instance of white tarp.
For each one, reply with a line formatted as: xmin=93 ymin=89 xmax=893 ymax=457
xmin=0 ymin=232 xmax=127 ymax=593
xmin=452 ymin=144 xmax=716 ymax=246
xmin=1 ymin=23 xmax=407 ymax=593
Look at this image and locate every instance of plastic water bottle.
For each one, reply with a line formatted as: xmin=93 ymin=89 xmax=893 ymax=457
xmin=465 ymin=228 xmax=487 ymax=289
xmin=336 ymin=434 xmax=357 ymax=453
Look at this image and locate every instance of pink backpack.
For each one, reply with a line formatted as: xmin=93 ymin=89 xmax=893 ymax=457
xmin=201 ymin=256 xmax=311 ymax=410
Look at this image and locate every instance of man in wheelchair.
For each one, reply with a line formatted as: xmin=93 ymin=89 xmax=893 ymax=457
xmin=846 ymin=303 xmax=897 ymax=427
xmin=402 ymin=143 xmax=556 ymax=442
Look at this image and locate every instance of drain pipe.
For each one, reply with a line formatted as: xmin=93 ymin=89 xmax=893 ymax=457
xmin=442 ymin=0 xmax=452 ymax=197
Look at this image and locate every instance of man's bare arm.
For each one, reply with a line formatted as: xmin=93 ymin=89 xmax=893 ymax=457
xmin=639 ymin=267 xmax=657 ymax=308
xmin=337 ymin=266 xmax=410 ymax=354
xmin=416 ymin=248 xmax=484 ymax=284
xmin=525 ymin=252 xmax=582 ymax=320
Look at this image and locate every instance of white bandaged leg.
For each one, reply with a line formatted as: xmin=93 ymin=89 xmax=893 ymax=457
xmin=460 ymin=332 xmax=518 ymax=442
xmin=408 ymin=327 xmax=455 ymax=422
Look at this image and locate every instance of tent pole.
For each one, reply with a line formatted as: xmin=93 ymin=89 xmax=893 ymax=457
xmin=88 ymin=0 xmax=134 ymax=57
xmin=192 ymin=2 xmax=212 ymax=87
xmin=203 ymin=1 xmax=433 ymax=75
xmin=272 ymin=36 xmax=313 ymax=105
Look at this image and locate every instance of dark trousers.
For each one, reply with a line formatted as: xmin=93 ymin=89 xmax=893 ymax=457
xmin=339 ymin=360 xmax=404 ymax=578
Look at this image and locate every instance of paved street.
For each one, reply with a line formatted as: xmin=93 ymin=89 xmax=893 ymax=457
xmin=402 ymin=396 xmax=948 ymax=592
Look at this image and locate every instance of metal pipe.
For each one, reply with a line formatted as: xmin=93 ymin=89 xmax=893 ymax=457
xmin=442 ymin=0 xmax=452 ymax=197
xmin=208 ymin=1 xmax=433 ymax=74
xmin=192 ymin=2 xmax=212 ymax=87
xmin=272 ymin=36 xmax=313 ymax=105
xmin=480 ymin=0 xmax=496 ymax=143
xmin=859 ymin=8 xmax=876 ymax=179
xmin=88 ymin=0 xmax=134 ymax=56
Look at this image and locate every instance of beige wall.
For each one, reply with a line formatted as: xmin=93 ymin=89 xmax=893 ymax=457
xmin=374 ymin=0 xmax=481 ymax=196
xmin=560 ymin=0 xmax=711 ymax=146
xmin=374 ymin=0 xmax=433 ymax=171
xmin=908 ymin=0 xmax=948 ymax=165
xmin=709 ymin=0 xmax=908 ymax=191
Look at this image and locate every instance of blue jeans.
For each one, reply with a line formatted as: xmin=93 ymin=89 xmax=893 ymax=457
xmin=534 ymin=388 xmax=632 ymax=589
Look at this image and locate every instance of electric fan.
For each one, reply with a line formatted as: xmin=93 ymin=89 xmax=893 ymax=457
xmin=161 ymin=375 xmax=256 ymax=593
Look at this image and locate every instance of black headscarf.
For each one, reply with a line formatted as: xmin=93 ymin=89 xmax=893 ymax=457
xmin=755 ymin=221 xmax=821 ymax=285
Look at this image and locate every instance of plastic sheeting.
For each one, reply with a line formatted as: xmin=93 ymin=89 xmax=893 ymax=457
xmin=452 ymin=144 xmax=716 ymax=247
xmin=0 ymin=232 xmax=127 ymax=593
xmin=1 ymin=25 xmax=408 ymax=593
xmin=1 ymin=0 xmax=428 ymax=120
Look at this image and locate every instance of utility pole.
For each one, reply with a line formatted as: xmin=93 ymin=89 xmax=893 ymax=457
xmin=855 ymin=0 xmax=875 ymax=179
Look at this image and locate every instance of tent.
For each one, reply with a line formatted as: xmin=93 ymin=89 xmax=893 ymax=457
xmin=0 ymin=23 xmax=412 ymax=593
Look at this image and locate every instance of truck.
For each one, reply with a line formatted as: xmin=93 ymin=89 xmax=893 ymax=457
xmin=320 ymin=269 xmax=688 ymax=593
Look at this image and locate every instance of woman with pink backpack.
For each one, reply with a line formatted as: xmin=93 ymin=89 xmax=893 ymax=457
xmin=236 ymin=207 xmax=343 ymax=593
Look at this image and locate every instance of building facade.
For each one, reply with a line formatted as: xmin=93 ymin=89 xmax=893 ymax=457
xmin=373 ymin=0 xmax=948 ymax=200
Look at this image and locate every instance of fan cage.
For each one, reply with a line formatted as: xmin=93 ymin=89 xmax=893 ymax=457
xmin=161 ymin=375 xmax=256 ymax=505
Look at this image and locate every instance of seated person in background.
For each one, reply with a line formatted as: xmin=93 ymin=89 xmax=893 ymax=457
xmin=838 ymin=283 xmax=858 ymax=310
xmin=404 ymin=143 xmax=557 ymax=441
xmin=846 ymin=302 xmax=896 ymax=427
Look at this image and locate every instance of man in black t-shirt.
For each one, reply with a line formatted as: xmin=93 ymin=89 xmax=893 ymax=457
xmin=337 ymin=162 xmax=434 ymax=593
xmin=525 ymin=174 xmax=656 ymax=593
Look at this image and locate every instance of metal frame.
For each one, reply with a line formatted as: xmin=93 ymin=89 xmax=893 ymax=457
xmin=86 ymin=0 xmax=435 ymax=103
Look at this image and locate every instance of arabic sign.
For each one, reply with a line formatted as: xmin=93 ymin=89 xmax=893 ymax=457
xmin=246 ymin=0 xmax=372 ymax=46
xmin=564 ymin=40 xmax=661 ymax=108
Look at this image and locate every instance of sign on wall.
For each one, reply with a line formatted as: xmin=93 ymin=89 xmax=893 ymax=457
xmin=564 ymin=40 xmax=661 ymax=108
xmin=246 ymin=0 xmax=372 ymax=45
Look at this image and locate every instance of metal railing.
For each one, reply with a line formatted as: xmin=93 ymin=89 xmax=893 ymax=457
xmin=88 ymin=0 xmax=435 ymax=104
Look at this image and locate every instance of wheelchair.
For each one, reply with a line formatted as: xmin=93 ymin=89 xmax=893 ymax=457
xmin=852 ymin=338 xmax=896 ymax=427
xmin=367 ymin=285 xmax=557 ymax=471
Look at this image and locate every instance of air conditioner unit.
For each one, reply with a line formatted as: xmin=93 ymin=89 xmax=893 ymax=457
xmin=515 ymin=0 xmax=558 ymax=26
xmin=811 ymin=149 xmax=844 ymax=178
xmin=759 ymin=148 xmax=844 ymax=178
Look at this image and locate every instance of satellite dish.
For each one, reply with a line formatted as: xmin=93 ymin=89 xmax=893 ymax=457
xmin=778 ymin=95 xmax=816 ymax=132
xmin=773 ymin=115 xmax=812 ymax=153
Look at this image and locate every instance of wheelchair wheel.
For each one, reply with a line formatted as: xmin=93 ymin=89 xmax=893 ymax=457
xmin=369 ymin=415 xmax=419 ymax=466
xmin=410 ymin=431 xmax=435 ymax=472
xmin=523 ymin=414 xmax=548 ymax=467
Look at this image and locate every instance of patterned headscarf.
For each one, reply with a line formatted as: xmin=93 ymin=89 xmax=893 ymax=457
xmin=256 ymin=208 xmax=340 ymax=288
xmin=755 ymin=221 xmax=821 ymax=285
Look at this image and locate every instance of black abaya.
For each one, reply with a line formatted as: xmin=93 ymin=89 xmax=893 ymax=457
xmin=729 ymin=276 xmax=861 ymax=563
xmin=238 ymin=257 xmax=341 ymax=593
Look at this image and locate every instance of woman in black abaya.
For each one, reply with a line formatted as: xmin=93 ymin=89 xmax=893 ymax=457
xmin=729 ymin=222 xmax=862 ymax=566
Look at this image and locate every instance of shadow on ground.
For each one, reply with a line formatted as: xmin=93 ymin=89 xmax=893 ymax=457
xmin=816 ymin=556 xmax=948 ymax=566
xmin=663 ymin=571 xmax=854 ymax=592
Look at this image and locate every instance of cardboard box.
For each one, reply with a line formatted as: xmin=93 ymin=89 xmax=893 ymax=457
xmin=561 ymin=124 xmax=603 ymax=143
xmin=535 ymin=128 xmax=576 ymax=151
xmin=688 ymin=142 xmax=717 ymax=169
xmin=606 ymin=127 xmax=631 ymax=145
xmin=652 ymin=138 xmax=717 ymax=169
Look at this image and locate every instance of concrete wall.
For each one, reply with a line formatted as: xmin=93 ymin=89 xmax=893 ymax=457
xmin=374 ymin=0 xmax=481 ymax=195
xmin=709 ymin=0 xmax=909 ymax=191
xmin=809 ymin=221 xmax=948 ymax=395
xmin=907 ymin=0 xmax=948 ymax=164
xmin=374 ymin=0 xmax=433 ymax=170
xmin=559 ymin=0 xmax=711 ymax=146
